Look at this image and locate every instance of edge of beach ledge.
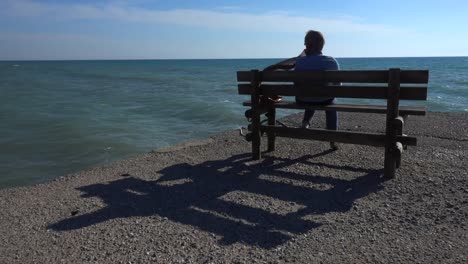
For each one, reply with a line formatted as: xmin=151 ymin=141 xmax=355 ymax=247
xmin=150 ymin=138 xmax=216 ymax=153
xmin=1 ymin=111 xmax=467 ymax=193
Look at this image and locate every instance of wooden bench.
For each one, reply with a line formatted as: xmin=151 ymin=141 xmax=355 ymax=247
xmin=237 ymin=68 xmax=429 ymax=179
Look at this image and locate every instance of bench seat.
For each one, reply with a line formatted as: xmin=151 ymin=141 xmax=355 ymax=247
xmin=243 ymin=101 xmax=426 ymax=116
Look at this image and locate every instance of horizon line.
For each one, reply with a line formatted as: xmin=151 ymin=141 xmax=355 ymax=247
xmin=1 ymin=55 xmax=467 ymax=62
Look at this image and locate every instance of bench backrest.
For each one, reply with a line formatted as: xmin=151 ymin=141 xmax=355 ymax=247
xmin=237 ymin=69 xmax=429 ymax=100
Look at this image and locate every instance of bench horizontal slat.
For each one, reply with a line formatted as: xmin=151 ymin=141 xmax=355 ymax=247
xmin=237 ymin=70 xmax=429 ymax=84
xmin=261 ymin=126 xmax=417 ymax=147
xmin=238 ymin=84 xmax=427 ymax=100
xmin=243 ymin=101 xmax=426 ymax=116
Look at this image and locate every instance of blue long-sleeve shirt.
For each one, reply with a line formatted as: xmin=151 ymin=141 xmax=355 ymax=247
xmin=294 ymin=52 xmax=340 ymax=102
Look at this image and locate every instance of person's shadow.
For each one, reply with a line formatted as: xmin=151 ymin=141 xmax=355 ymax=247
xmin=49 ymin=151 xmax=385 ymax=249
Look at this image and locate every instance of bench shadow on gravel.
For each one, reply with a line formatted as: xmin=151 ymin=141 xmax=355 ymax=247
xmin=49 ymin=151 xmax=385 ymax=249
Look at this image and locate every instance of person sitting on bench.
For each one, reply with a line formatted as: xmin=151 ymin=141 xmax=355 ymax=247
xmin=295 ymin=30 xmax=340 ymax=150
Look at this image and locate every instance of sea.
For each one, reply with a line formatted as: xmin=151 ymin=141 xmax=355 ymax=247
xmin=1 ymin=57 xmax=467 ymax=189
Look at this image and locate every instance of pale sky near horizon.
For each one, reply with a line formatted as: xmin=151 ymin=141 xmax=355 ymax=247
xmin=1 ymin=0 xmax=467 ymax=60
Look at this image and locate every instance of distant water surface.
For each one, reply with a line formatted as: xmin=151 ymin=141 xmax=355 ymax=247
xmin=0 ymin=57 xmax=467 ymax=188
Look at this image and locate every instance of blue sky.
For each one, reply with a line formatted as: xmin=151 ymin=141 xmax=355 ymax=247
xmin=1 ymin=0 xmax=467 ymax=60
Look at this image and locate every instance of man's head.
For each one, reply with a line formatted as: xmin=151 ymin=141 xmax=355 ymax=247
xmin=304 ymin=30 xmax=325 ymax=54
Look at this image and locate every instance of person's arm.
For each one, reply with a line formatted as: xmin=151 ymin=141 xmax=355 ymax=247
xmin=263 ymin=50 xmax=306 ymax=71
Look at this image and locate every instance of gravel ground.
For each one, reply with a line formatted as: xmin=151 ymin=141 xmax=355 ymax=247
xmin=0 ymin=112 xmax=467 ymax=263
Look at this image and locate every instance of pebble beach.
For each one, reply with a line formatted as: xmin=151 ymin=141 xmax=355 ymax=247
xmin=0 ymin=112 xmax=467 ymax=263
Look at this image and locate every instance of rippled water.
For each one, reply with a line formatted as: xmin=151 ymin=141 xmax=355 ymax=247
xmin=0 ymin=57 xmax=467 ymax=188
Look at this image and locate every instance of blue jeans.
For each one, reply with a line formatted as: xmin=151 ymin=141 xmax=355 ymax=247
xmin=296 ymin=98 xmax=338 ymax=130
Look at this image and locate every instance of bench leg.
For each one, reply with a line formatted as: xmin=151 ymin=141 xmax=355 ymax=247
xmin=252 ymin=111 xmax=261 ymax=160
xmin=252 ymin=134 xmax=261 ymax=160
xmin=385 ymin=116 xmax=405 ymax=177
xmin=384 ymin=146 xmax=396 ymax=179
xmin=384 ymin=68 xmax=401 ymax=179
xmin=267 ymin=108 xmax=276 ymax=152
xmin=249 ymin=69 xmax=262 ymax=160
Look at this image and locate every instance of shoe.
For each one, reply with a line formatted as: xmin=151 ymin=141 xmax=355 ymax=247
xmin=301 ymin=122 xmax=310 ymax=129
xmin=269 ymin=95 xmax=283 ymax=103
xmin=330 ymin=142 xmax=339 ymax=150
